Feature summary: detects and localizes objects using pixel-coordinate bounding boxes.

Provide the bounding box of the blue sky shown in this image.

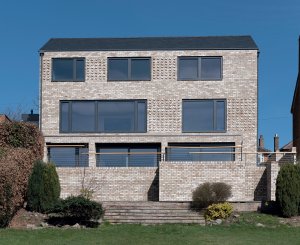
[0,0,299,150]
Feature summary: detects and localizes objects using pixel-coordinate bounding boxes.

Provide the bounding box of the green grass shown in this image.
[233,212,283,227]
[1,213,300,245]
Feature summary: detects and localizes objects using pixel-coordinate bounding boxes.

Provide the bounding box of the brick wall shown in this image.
[57,167,159,201]
[41,50,257,149]
[159,161,246,201]
[159,161,268,202]
[41,48,259,201]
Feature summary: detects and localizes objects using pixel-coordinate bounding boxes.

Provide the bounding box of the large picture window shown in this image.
[52,58,85,81]
[108,58,151,81]
[47,145,89,167]
[182,99,226,132]
[178,57,222,80]
[96,144,161,167]
[60,100,147,133]
[166,143,235,162]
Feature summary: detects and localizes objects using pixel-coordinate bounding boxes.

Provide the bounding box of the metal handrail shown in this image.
[85,152,162,155]
[166,145,242,149]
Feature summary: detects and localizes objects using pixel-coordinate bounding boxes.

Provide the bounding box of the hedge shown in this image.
[0,122,43,227]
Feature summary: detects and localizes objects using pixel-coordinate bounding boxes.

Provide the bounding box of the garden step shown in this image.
[106,219,205,225]
[102,201,205,224]
[105,214,202,218]
[102,201,191,207]
[105,209,198,214]
[104,215,204,220]
[104,206,194,211]
[105,211,203,216]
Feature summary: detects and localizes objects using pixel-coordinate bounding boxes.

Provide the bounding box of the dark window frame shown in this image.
[96,143,161,167]
[166,142,235,162]
[108,57,151,81]
[182,99,227,133]
[47,143,89,167]
[59,100,147,133]
[178,56,222,81]
[52,58,85,82]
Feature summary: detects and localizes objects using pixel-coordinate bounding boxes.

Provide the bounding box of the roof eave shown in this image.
[39,47,259,52]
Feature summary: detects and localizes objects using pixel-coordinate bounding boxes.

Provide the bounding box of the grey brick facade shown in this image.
[40,37,260,202]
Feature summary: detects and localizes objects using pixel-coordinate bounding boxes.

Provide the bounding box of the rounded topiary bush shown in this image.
[27,161,60,213]
[276,163,300,217]
[192,182,232,209]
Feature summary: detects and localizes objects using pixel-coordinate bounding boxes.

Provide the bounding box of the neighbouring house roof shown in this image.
[257,146,271,153]
[0,114,11,124]
[21,113,39,123]
[280,140,294,152]
[39,36,258,52]
[21,111,39,127]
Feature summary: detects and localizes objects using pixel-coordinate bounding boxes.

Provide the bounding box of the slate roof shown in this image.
[280,140,294,152]
[257,146,271,153]
[40,36,258,52]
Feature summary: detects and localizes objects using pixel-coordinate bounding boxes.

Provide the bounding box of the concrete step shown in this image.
[104,215,204,220]
[102,201,191,208]
[105,208,197,214]
[107,219,205,225]
[102,201,205,225]
[104,206,191,212]
[105,211,203,216]
[105,214,202,219]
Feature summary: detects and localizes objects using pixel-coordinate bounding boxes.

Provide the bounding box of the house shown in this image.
[39,36,263,202]
[257,135,271,162]
[21,110,39,127]
[257,134,295,165]
[291,36,300,159]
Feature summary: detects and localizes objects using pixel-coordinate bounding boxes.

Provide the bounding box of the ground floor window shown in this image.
[96,143,161,167]
[47,144,89,167]
[166,142,235,161]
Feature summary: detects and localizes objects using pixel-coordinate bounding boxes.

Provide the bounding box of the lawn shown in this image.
[1,213,300,245]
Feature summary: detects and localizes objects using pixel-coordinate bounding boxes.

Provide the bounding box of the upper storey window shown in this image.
[178,57,222,81]
[52,58,85,82]
[182,99,226,132]
[60,100,147,133]
[108,58,151,81]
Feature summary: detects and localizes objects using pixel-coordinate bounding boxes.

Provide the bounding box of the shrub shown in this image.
[192,182,232,209]
[0,122,44,227]
[42,162,61,209]
[0,147,6,159]
[47,196,103,226]
[0,183,13,227]
[276,164,300,217]
[205,202,233,221]
[0,122,41,149]
[260,201,280,215]
[27,161,60,213]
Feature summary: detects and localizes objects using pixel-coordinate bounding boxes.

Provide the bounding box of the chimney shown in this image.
[274,134,279,152]
[258,135,264,149]
[31,109,33,115]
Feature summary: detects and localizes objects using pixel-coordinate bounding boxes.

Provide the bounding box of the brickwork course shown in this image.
[40,36,266,202]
